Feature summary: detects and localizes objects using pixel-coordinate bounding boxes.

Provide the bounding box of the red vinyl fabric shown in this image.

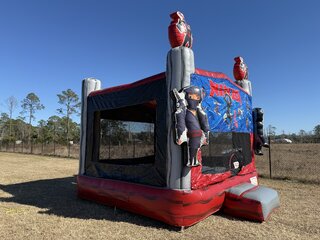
[191,161,257,190]
[195,69,231,81]
[223,191,265,222]
[168,11,193,48]
[77,172,257,227]
[233,56,248,80]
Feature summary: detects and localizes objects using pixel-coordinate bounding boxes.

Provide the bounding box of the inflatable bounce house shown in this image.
[77,12,279,227]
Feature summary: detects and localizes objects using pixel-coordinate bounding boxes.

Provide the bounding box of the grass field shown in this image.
[255,143,320,183]
[3,142,320,183]
[0,152,319,240]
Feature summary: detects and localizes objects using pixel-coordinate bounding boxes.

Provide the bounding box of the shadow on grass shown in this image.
[0,176,177,230]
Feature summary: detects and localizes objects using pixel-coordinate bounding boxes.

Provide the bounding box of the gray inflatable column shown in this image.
[166,46,195,190]
[236,79,252,96]
[79,78,101,175]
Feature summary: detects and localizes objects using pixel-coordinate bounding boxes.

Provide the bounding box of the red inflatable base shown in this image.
[77,172,257,227]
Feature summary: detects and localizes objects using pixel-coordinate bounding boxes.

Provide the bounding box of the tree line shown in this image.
[0,89,80,146]
[1,90,319,147]
[266,124,320,143]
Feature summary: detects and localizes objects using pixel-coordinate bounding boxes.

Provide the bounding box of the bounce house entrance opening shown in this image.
[201,132,252,175]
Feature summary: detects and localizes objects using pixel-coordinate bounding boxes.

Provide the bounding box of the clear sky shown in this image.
[0,0,319,134]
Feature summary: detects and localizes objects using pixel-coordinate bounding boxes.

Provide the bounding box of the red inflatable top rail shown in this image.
[195,68,249,95]
[195,68,231,80]
[89,69,249,97]
[89,72,166,96]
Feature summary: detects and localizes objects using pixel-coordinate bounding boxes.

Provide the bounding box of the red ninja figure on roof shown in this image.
[168,11,193,48]
[233,56,248,81]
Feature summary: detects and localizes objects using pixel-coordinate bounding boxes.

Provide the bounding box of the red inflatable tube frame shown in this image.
[77,171,257,227]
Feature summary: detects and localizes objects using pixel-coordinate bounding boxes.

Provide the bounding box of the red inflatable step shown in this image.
[223,183,279,222]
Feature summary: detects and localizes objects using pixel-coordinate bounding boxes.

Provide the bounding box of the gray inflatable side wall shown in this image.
[166,46,195,190]
[79,78,101,175]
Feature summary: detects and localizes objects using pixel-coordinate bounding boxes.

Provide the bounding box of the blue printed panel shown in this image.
[191,73,253,133]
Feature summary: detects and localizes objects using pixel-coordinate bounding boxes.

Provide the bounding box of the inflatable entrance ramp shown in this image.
[223,183,280,222]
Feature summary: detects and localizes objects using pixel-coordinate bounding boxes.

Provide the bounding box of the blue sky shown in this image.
[0,0,319,134]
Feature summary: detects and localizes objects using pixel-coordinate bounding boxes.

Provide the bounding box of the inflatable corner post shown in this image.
[233,57,269,155]
[233,56,252,96]
[77,12,279,227]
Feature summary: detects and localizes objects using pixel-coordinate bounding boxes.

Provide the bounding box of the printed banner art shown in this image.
[191,74,253,133]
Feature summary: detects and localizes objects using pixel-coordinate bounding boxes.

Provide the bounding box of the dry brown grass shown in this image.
[1,144,80,158]
[255,143,320,183]
[0,152,319,240]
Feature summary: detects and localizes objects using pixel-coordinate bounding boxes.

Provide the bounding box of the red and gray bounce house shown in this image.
[77,12,279,227]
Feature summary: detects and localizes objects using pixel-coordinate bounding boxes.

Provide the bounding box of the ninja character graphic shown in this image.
[245,99,251,130]
[223,92,233,126]
[214,101,221,116]
[173,86,210,167]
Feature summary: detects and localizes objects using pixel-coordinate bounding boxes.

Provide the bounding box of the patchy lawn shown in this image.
[0,152,319,240]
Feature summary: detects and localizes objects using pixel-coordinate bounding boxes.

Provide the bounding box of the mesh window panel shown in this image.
[201,132,251,174]
[99,120,155,164]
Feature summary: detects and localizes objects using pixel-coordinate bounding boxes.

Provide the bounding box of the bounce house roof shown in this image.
[89,72,166,97]
[89,69,242,97]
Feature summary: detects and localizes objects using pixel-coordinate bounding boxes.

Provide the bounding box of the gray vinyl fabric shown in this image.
[235,80,252,96]
[228,183,280,220]
[243,186,280,219]
[79,78,101,175]
[166,46,195,190]
[227,182,255,196]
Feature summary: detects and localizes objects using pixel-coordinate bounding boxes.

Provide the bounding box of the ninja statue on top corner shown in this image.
[173,86,210,167]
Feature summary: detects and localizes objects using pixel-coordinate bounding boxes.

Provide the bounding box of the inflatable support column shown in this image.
[79,78,101,175]
[166,46,195,190]
[223,183,280,221]
[235,80,252,96]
